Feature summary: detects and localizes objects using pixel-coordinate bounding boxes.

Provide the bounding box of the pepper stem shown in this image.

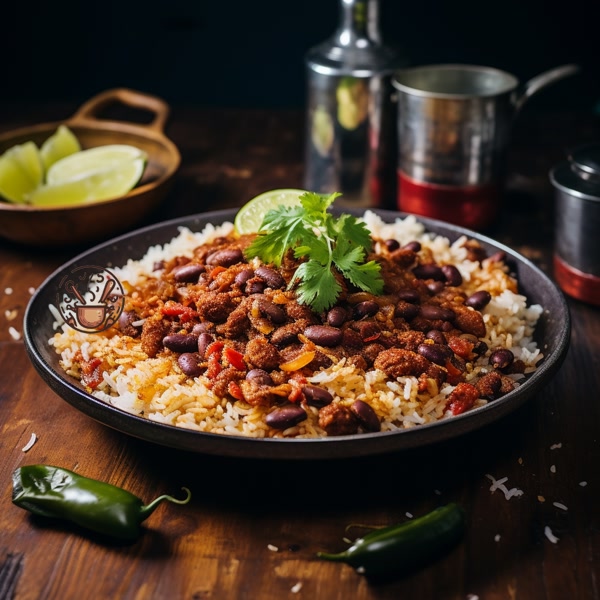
[316,551,350,562]
[139,487,192,519]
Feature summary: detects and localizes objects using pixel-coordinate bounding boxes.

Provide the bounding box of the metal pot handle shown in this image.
[514,64,580,113]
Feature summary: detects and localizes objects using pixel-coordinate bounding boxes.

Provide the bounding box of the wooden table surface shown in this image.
[1,102,599,600]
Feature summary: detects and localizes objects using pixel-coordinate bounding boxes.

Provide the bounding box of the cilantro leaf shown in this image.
[244,191,383,311]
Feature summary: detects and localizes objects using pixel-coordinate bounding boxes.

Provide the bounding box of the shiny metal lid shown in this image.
[550,142,600,201]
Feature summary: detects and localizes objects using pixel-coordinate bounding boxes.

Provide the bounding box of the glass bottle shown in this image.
[304,0,405,208]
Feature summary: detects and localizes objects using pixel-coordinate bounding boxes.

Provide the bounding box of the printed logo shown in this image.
[57,266,125,333]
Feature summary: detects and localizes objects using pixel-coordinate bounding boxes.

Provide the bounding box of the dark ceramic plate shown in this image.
[23,209,571,459]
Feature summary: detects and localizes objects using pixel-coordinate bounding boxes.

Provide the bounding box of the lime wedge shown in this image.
[0,141,44,203]
[47,144,147,185]
[40,125,81,171]
[29,158,146,206]
[234,189,306,234]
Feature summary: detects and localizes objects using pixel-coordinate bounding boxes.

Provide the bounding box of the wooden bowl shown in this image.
[0,88,181,247]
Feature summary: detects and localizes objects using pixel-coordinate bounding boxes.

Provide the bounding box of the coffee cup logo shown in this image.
[57,266,125,333]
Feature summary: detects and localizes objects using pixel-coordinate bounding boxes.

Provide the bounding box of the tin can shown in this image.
[550,143,600,305]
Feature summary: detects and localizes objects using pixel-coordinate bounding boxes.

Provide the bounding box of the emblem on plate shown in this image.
[56,265,125,333]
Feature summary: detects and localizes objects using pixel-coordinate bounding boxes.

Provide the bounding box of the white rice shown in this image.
[49,212,545,439]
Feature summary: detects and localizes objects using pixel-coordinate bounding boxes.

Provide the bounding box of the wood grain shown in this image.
[0,105,599,600]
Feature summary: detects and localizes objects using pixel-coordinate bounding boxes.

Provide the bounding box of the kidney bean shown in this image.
[245,279,265,294]
[384,239,400,252]
[304,325,343,347]
[234,268,254,287]
[413,264,445,281]
[178,353,203,377]
[206,248,244,267]
[118,310,141,331]
[163,333,199,353]
[465,290,492,310]
[426,281,445,294]
[246,368,274,386]
[403,241,422,252]
[395,301,420,320]
[192,322,213,335]
[426,329,446,345]
[350,400,381,432]
[197,332,214,357]
[489,348,514,370]
[327,306,348,328]
[473,340,488,356]
[353,300,379,320]
[258,299,286,324]
[442,264,463,286]
[265,404,307,429]
[302,385,333,407]
[172,263,205,283]
[418,342,452,366]
[419,305,456,321]
[255,266,285,289]
[396,289,420,304]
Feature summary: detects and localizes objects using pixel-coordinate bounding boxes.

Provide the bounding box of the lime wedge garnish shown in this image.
[234,189,306,234]
[40,125,81,171]
[46,144,147,185]
[30,157,146,206]
[0,141,44,203]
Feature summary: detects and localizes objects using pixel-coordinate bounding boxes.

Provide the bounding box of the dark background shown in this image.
[2,0,599,113]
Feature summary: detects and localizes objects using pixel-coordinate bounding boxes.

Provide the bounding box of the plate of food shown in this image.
[23,190,571,459]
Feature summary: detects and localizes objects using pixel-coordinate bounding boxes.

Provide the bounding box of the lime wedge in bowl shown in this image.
[30,157,146,206]
[234,188,306,234]
[47,144,147,185]
[0,141,44,203]
[40,125,81,171]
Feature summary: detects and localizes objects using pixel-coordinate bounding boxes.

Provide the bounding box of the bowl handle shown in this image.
[69,88,171,133]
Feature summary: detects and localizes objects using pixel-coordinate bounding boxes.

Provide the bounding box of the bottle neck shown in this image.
[335,0,381,47]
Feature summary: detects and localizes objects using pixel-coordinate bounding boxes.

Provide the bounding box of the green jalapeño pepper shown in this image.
[12,465,191,541]
[317,503,465,577]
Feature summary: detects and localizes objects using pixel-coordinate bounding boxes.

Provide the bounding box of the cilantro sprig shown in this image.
[245,192,383,312]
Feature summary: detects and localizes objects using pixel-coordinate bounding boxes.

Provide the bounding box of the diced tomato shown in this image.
[205,341,225,358]
[362,333,381,343]
[205,352,222,380]
[161,301,197,322]
[224,347,246,371]
[81,357,104,389]
[446,382,479,415]
[444,359,464,385]
[448,337,475,360]
[228,381,245,401]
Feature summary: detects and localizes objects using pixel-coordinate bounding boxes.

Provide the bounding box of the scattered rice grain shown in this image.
[4,287,13,295]
[267,544,279,552]
[550,443,562,450]
[486,474,524,500]
[544,526,559,544]
[291,582,303,593]
[550,465,556,473]
[21,432,37,452]
[8,327,21,340]
[553,502,568,511]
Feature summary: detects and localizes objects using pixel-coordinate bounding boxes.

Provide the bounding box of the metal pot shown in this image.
[392,63,580,229]
[550,143,600,305]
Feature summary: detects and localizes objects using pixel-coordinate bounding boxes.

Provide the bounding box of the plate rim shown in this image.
[23,208,572,459]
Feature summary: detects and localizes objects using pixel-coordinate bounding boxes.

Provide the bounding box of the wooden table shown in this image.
[1,102,599,600]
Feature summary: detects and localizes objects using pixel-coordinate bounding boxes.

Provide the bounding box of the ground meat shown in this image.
[499,375,516,395]
[475,370,503,399]
[393,330,426,352]
[244,337,281,371]
[239,380,291,407]
[140,316,169,358]
[318,403,360,436]
[361,342,386,368]
[308,350,335,370]
[195,291,237,322]
[417,362,447,393]
[373,348,431,378]
[285,300,319,323]
[341,329,364,350]
[445,382,480,415]
[216,300,251,338]
[211,367,245,398]
[270,320,308,348]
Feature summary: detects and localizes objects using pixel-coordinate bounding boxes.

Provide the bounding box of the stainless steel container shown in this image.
[550,143,600,305]
[392,63,579,230]
[304,0,404,208]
